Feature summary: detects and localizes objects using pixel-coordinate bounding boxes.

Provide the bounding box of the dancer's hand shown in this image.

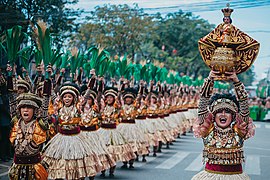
[225,71,240,83]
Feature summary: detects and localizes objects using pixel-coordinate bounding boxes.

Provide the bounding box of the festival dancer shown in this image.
[43,82,102,180]
[79,76,116,178]
[135,82,150,162]
[144,86,160,157]
[6,64,50,180]
[8,92,48,180]
[192,70,255,179]
[118,87,149,168]
[98,85,136,177]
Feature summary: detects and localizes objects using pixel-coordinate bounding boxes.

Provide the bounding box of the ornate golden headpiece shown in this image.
[222,3,234,17]
[209,98,238,114]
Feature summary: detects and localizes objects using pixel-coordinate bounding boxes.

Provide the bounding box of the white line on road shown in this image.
[155,151,189,169]
[245,155,261,175]
[254,124,261,128]
[179,138,201,143]
[245,146,270,151]
[0,171,8,177]
[265,124,270,129]
[0,164,9,168]
[135,149,177,167]
[136,156,159,167]
[185,153,203,171]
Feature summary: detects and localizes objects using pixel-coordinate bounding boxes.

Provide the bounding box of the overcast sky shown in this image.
[71,0,270,81]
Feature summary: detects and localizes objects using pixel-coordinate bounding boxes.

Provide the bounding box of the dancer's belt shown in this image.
[205,162,243,175]
[101,123,117,129]
[164,114,169,117]
[80,125,98,131]
[176,109,188,112]
[14,153,41,164]
[147,115,159,119]
[121,119,135,124]
[58,126,80,135]
[136,116,147,120]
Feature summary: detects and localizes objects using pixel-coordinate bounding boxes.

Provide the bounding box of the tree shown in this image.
[152,10,215,77]
[72,4,155,59]
[238,66,255,86]
[0,1,27,33]
[71,4,255,85]
[0,0,82,46]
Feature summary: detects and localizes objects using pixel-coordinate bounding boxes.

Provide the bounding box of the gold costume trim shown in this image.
[198,23,260,74]
[205,169,242,175]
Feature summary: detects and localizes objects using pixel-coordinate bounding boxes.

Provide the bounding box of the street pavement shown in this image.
[1,121,270,180]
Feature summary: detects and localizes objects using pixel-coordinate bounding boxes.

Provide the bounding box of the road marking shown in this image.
[245,146,270,151]
[254,124,261,128]
[0,171,9,177]
[155,151,189,169]
[265,124,270,129]
[0,164,9,168]
[185,153,203,171]
[136,156,159,167]
[135,149,176,167]
[245,155,261,175]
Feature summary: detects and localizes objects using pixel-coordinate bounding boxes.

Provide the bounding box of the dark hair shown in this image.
[223,16,232,23]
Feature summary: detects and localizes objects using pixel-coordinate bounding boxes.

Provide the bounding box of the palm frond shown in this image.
[34,49,42,66]
[6,25,27,64]
[33,20,51,66]
[149,63,159,81]
[108,61,117,78]
[87,46,99,70]
[167,73,175,84]
[18,46,32,71]
[116,54,130,77]
[60,53,69,69]
[50,49,63,67]
[83,62,91,77]
[98,59,110,77]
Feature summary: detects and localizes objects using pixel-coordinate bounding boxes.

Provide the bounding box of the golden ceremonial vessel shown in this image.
[198,3,260,80]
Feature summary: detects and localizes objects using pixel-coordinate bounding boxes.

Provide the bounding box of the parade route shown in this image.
[1,121,270,180]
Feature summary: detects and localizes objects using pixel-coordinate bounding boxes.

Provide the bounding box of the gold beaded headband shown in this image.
[210,98,238,113]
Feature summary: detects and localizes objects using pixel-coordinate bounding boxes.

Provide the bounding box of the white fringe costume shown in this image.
[43,99,102,179]
[192,170,250,180]
[80,103,116,171]
[98,103,136,162]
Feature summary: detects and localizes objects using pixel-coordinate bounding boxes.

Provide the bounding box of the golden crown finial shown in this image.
[221,3,234,17]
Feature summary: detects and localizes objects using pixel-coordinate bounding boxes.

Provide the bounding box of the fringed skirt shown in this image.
[189,108,198,117]
[176,112,188,134]
[142,118,159,146]
[136,119,158,147]
[81,130,116,171]
[164,115,180,138]
[117,123,149,155]
[97,128,136,162]
[42,132,102,179]
[192,170,250,180]
[154,118,174,143]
